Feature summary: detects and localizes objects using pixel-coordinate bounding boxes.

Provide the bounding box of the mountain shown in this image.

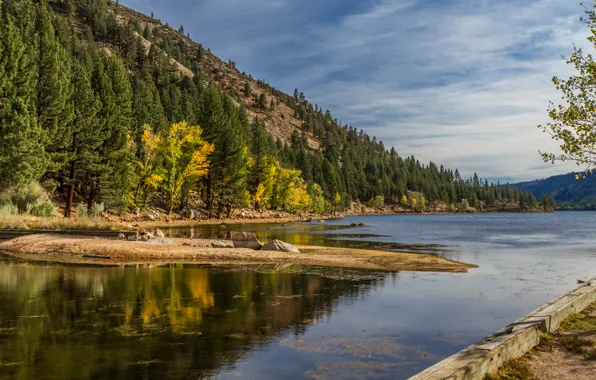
[0,0,544,216]
[514,172,596,210]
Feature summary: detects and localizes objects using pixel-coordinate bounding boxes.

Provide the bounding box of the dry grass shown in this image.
[0,216,118,230]
[559,336,594,355]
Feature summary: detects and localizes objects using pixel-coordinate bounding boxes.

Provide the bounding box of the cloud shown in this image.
[121,0,591,182]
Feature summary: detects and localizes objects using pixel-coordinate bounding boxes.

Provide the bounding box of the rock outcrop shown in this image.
[260,240,300,253]
[231,232,263,250]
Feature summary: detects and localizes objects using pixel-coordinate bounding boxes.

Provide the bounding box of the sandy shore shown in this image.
[0,234,477,273]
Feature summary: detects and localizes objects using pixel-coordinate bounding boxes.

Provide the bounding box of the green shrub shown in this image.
[76,203,89,218]
[32,201,55,217]
[368,195,385,210]
[0,203,19,217]
[89,202,105,218]
[0,182,49,214]
[41,179,59,195]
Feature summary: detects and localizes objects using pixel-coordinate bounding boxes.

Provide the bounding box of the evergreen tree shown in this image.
[213,97,249,215]
[133,70,168,135]
[0,7,48,189]
[64,60,101,216]
[35,0,74,168]
[104,54,135,210]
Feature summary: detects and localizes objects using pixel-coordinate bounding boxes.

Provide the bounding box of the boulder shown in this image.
[260,240,300,253]
[231,232,263,250]
[143,213,155,221]
[117,233,126,240]
[211,240,233,249]
[154,228,165,238]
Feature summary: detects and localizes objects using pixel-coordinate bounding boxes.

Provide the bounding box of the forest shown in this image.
[0,0,554,218]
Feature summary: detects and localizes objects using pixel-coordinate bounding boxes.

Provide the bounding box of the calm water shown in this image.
[2,212,596,379]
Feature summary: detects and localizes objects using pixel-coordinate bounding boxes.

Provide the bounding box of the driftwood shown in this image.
[82,254,111,260]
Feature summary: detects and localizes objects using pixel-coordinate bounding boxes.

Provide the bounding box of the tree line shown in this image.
[0,0,554,217]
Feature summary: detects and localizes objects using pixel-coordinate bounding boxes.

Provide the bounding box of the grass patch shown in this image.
[584,348,596,360]
[560,308,596,332]
[484,359,537,380]
[559,336,594,354]
[534,333,555,353]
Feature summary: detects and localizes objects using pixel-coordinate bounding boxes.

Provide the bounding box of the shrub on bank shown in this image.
[76,202,105,218]
[31,201,55,217]
[0,203,19,217]
[0,182,55,217]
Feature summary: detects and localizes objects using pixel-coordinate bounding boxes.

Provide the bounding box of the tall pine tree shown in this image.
[0,6,48,190]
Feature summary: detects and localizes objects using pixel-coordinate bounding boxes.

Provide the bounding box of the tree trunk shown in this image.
[87,180,96,211]
[65,159,76,218]
[65,184,74,218]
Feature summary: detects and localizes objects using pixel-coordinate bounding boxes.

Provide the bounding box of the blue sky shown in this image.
[122,0,590,183]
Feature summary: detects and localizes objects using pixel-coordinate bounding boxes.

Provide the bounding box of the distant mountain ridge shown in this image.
[514,172,596,210]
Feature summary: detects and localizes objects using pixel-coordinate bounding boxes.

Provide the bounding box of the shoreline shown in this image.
[0,234,477,273]
[0,214,338,232]
[0,209,558,232]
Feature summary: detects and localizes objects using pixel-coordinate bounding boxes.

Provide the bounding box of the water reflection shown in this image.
[0,260,383,380]
[162,223,449,254]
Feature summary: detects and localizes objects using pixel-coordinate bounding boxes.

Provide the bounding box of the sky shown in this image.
[122,0,591,183]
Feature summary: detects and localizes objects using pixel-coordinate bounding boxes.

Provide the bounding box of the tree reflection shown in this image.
[0,262,382,379]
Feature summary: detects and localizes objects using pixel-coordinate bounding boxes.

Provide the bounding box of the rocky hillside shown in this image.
[105,1,320,149]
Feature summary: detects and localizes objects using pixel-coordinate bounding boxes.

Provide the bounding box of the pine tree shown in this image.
[103,55,135,211]
[213,97,249,215]
[142,24,152,42]
[35,0,75,169]
[133,70,168,136]
[249,118,274,191]
[0,7,48,190]
[64,59,101,216]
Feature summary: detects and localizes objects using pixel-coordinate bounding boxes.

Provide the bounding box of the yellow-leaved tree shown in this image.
[133,125,163,208]
[160,122,214,213]
[283,175,312,212]
[253,160,312,212]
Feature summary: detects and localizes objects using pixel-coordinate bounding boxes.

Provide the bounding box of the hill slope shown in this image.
[514,172,596,210]
[107,1,321,149]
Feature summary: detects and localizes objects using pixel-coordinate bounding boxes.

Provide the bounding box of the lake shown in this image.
[1,212,596,379]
